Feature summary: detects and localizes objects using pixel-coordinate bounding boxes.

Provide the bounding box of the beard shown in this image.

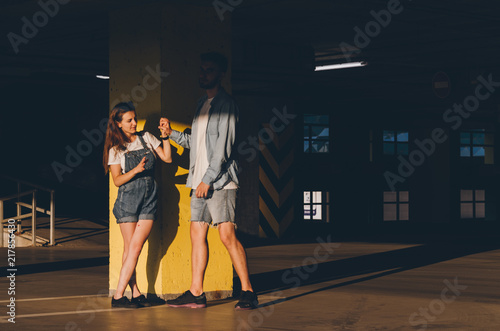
[199,78,219,89]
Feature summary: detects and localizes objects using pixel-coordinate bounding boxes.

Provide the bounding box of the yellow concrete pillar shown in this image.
[109,3,233,300]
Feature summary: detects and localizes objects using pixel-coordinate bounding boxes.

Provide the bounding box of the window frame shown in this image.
[383,190,410,221]
[303,114,330,154]
[460,189,486,219]
[383,130,409,156]
[459,129,494,164]
[303,190,330,222]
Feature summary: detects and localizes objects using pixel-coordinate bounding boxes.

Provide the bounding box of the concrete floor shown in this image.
[1,234,500,330]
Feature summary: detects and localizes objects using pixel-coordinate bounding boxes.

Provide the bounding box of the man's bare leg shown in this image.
[189,222,209,296]
[218,222,253,292]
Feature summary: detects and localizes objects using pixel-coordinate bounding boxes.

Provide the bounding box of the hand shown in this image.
[159,117,172,137]
[195,182,211,198]
[133,157,147,174]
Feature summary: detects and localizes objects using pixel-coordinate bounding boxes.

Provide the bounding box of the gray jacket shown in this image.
[169,87,240,190]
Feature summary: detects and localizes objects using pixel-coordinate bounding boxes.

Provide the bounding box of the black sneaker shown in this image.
[111,296,139,308]
[131,294,151,308]
[166,290,207,308]
[235,291,258,310]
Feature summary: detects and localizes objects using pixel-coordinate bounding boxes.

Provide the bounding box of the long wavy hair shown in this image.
[103,102,136,174]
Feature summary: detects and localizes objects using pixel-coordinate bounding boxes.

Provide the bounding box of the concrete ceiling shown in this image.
[1,0,500,102]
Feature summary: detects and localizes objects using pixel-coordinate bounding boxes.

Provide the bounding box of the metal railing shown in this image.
[0,176,55,247]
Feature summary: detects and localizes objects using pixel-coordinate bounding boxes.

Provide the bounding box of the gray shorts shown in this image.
[113,176,158,224]
[190,189,237,226]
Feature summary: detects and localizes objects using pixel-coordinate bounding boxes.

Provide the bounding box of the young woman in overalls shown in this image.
[103,102,172,308]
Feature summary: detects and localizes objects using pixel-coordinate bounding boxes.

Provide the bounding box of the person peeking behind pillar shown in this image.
[102,102,172,308]
[162,52,259,310]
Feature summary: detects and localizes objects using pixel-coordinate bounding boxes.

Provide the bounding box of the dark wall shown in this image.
[0,74,109,217]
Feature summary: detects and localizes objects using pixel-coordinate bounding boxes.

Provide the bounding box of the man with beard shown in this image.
[162,52,258,310]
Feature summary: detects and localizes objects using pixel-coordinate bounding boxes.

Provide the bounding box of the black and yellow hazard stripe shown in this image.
[258,123,295,238]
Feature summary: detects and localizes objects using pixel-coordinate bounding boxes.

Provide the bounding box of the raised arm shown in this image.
[156,118,173,163]
[161,118,192,149]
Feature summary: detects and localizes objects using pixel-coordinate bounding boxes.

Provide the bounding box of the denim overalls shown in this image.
[113,134,158,223]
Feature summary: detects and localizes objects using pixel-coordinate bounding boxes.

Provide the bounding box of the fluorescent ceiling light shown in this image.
[315,61,367,71]
[96,75,109,79]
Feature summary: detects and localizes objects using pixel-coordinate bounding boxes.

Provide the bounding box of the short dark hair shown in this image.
[200,52,228,72]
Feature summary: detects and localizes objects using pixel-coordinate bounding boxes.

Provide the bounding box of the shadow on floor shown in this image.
[234,240,500,306]
[0,255,108,277]
[33,216,109,245]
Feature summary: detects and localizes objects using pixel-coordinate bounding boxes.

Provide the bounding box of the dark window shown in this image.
[460,189,485,219]
[383,191,409,221]
[460,130,494,164]
[304,115,329,153]
[383,131,409,155]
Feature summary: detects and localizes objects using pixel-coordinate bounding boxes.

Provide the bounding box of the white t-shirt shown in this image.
[108,132,161,173]
[191,98,237,190]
